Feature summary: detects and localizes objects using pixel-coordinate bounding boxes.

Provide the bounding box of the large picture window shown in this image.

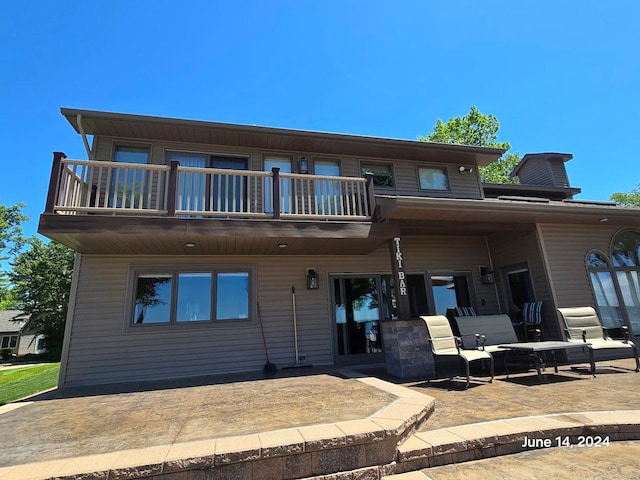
[131,268,252,326]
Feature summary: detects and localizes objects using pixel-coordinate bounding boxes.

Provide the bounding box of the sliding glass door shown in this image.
[333,276,384,365]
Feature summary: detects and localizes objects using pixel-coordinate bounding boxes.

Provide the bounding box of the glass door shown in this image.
[429,274,473,315]
[333,276,384,365]
[314,159,341,215]
[264,156,292,213]
[110,145,150,208]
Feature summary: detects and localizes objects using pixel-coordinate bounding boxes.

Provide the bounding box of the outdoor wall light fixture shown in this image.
[458,166,473,174]
[184,242,196,248]
[306,268,319,289]
[299,156,309,174]
[479,266,495,284]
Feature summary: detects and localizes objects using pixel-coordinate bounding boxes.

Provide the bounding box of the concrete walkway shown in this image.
[0,359,638,479]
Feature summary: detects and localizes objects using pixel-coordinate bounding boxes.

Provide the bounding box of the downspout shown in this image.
[76,114,92,159]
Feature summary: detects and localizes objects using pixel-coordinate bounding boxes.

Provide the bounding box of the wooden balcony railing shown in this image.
[45,153,374,221]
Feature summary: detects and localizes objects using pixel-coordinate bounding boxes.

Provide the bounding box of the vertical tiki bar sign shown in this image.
[389,236,411,320]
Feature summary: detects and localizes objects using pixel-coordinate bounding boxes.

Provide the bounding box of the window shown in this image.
[1,335,18,349]
[264,156,292,214]
[314,159,342,215]
[361,163,394,188]
[586,252,622,329]
[586,233,640,336]
[612,230,640,267]
[429,274,473,315]
[114,145,150,164]
[177,273,212,322]
[131,268,252,326]
[418,167,449,191]
[216,272,249,320]
[36,337,46,352]
[110,145,151,208]
[134,274,173,324]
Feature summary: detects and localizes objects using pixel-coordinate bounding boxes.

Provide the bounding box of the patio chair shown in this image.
[512,301,544,341]
[455,306,477,316]
[454,314,520,353]
[420,315,494,389]
[557,306,640,372]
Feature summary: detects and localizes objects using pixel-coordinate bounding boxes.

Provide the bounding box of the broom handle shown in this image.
[257,302,270,363]
[292,286,299,362]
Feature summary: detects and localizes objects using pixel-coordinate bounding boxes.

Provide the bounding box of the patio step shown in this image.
[384,410,640,478]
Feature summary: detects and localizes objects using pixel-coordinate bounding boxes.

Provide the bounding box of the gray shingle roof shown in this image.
[0,310,28,332]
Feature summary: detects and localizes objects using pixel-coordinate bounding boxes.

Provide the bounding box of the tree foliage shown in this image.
[0,203,27,256]
[1,203,27,311]
[420,106,520,184]
[610,184,640,206]
[8,239,74,360]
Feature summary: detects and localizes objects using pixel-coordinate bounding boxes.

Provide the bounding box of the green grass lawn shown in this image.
[0,363,60,405]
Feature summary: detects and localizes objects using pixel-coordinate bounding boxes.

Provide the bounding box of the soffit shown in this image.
[61,108,504,166]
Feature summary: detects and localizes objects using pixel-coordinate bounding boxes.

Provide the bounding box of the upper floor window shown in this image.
[361,163,394,188]
[114,145,149,164]
[417,167,449,191]
[314,159,341,177]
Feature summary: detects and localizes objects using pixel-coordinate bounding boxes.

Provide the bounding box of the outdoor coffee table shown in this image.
[497,341,595,382]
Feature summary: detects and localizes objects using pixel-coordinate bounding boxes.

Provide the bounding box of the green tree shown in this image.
[8,239,74,360]
[420,106,520,184]
[1,203,27,311]
[0,278,18,310]
[610,184,640,206]
[1,203,27,257]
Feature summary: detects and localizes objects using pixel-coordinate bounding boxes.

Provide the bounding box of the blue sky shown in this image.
[1,1,639,239]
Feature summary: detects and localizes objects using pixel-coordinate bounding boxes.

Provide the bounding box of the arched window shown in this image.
[611,230,640,335]
[586,250,622,329]
[612,230,640,267]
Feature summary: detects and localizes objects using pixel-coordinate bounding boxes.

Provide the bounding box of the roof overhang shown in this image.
[482,183,581,201]
[376,195,640,234]
[61,108,505,166]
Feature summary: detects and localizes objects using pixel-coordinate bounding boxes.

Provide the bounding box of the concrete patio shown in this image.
[0,359,639,479]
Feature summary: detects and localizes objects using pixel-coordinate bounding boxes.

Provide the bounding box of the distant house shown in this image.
[0,310,45,356]
[38,108,640,387]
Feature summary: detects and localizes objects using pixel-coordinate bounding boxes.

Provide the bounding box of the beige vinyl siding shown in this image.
[401,236,498,314]
[62,235,496,386]
[87,136,483,199]
[537,223,620,309]
[488,230,558,338]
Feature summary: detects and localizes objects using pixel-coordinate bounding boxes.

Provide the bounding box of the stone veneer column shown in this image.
[381,319,435,379]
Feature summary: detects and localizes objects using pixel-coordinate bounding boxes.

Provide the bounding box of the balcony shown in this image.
[45,156,374,221]
[39,154,379,255]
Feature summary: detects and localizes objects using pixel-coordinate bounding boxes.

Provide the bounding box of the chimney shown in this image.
[510,153,573,187]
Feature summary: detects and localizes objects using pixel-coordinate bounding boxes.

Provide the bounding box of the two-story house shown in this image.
[39,108,640,387]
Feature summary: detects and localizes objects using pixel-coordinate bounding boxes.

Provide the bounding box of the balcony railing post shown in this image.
[272,167,281,219]
[365,173,376,220]
[44,152,67,213]
[167,160,179,217]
